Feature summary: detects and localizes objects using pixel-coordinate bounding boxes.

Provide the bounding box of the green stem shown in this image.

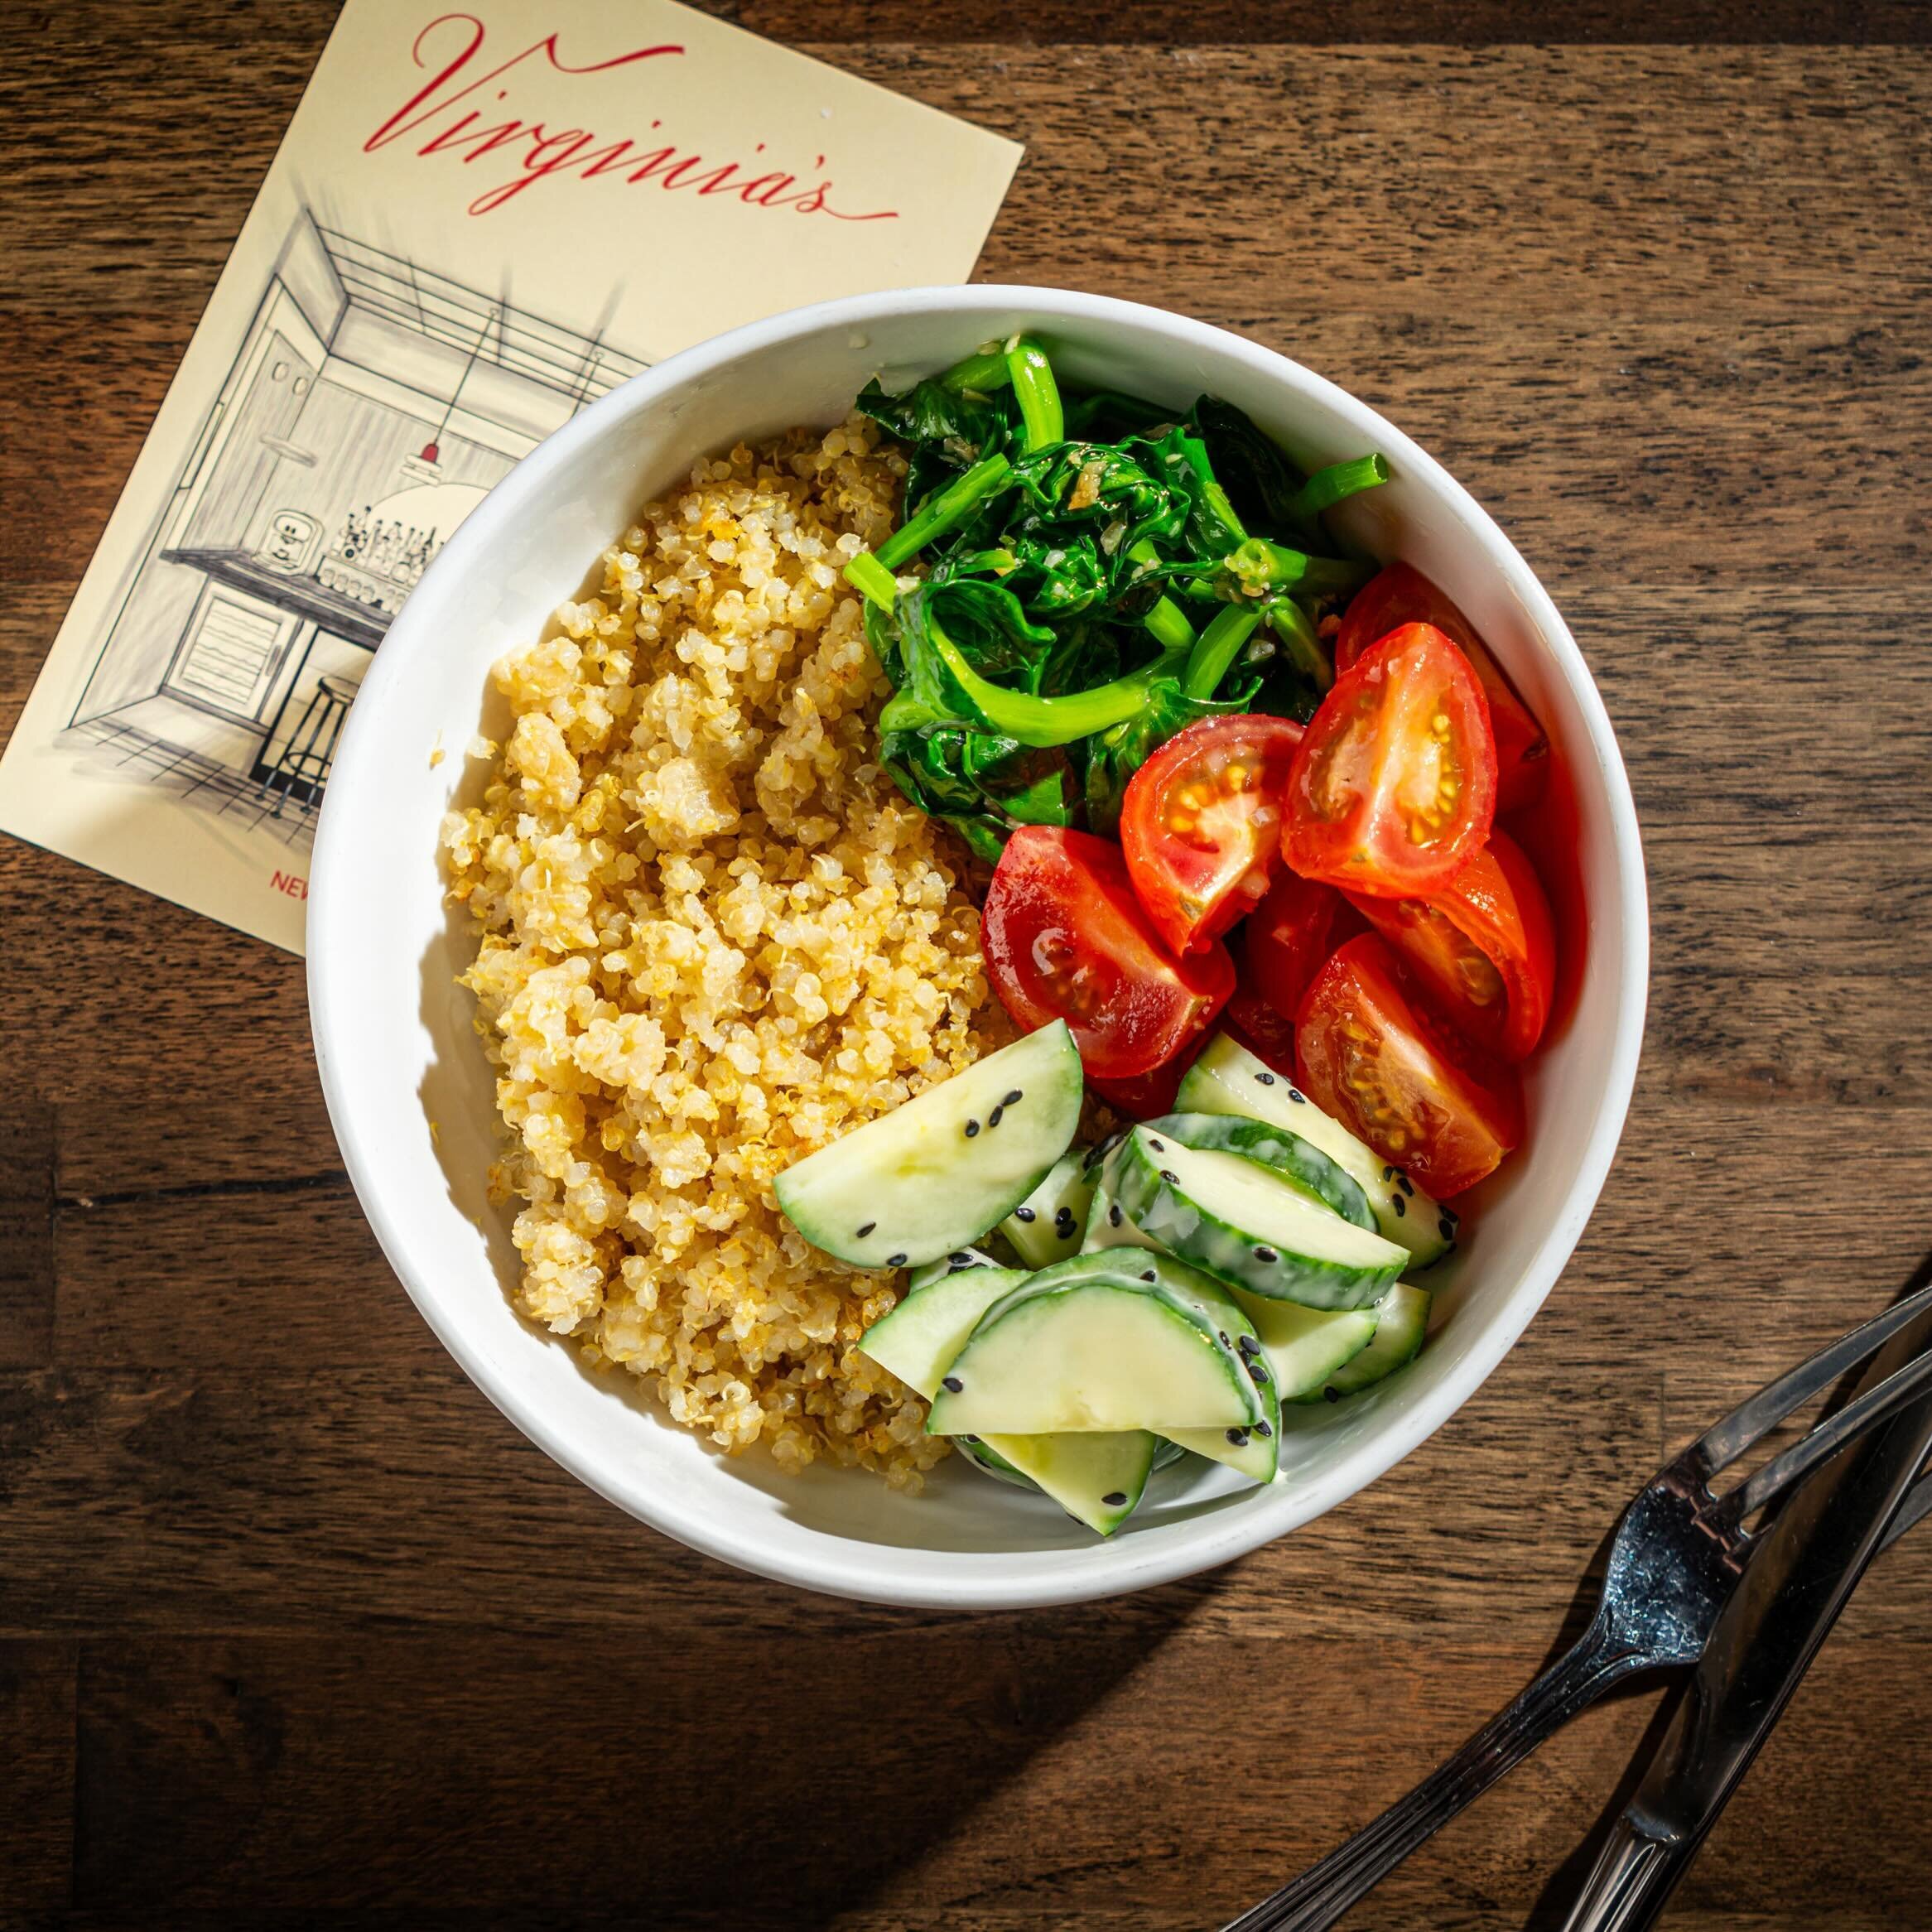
[1174,432,1248,549]
[1266,599,1333,691]
[1126,538,1197,652]
[1183,605,1264,701]
[842,550,899,611]
[919,614,1190,749]
[1284,453,1390,521]
[1005,335,1064,450]
[938,346,1013,393]
[1224,537,1372,599]
[878,452,1013,570]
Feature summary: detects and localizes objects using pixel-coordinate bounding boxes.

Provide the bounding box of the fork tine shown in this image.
[1723,1341,1932,1525]
[1690,1280,1932,1476]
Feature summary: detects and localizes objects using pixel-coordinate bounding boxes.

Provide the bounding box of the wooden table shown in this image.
[3,5,1928,1925]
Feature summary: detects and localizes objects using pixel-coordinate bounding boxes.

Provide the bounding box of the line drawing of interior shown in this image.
[67,210,647,848]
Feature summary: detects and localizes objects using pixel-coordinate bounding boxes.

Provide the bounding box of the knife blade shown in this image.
[1559,1301,1932,1932]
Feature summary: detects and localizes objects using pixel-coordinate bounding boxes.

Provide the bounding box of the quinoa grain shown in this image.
[443,417,1011,1486]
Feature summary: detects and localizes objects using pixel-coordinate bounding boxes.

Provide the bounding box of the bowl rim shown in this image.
[308,282,1650,1609]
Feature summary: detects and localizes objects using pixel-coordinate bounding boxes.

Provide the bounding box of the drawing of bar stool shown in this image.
[262,672,359,812]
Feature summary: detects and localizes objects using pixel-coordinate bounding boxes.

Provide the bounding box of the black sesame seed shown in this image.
[1288,1088,1306,1104]
[886,1253,908,1267]
[988,1106,1004,1128]
[1439,1217,1455,1241]
[1141,1270,1158,1283]
[1255,1072,1276,1086]
[1014,1206,1037,1222]
[1324,1385,1341,1403]
[1383,1164,1395,1181]
[1397,1175,1415,1198]
[1444,1206,1461,1225]
[949,1250,971,1266]
[964,1434,979,1443]
[1054,1207,1077,1231]
[1392,1194,1407,1218]
[1238,1334,1260,1356]
[1101,1491,1127,1507]
[964,1119,980,1138]
[1249,1357,1271,1384]
[1109,1203,1124,1227]
[856,1221,875,1238]
[1218,1330,1231,1346]
[1004,1089,1024,1106]
[941,1376,963,1394]
[1160,1169,1179,1184]
[1254,1419,1274,1438]
[1226,1427,1250,1446]
[1149,1136,1166,1152]
[1255,1245,1279,1263]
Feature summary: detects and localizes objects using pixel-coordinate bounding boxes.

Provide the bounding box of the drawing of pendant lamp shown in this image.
[402,300,500,484]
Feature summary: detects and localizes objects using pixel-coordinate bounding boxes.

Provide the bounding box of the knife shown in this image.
[1559,1304,1932,1932]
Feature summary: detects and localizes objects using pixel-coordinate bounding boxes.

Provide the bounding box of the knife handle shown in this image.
[1222,1621,1645,1932]
[1559,1814,1695,1932]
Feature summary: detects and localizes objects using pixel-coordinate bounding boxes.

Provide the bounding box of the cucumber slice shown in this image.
[1164,1295,1377,1469]
[906,1245,1005,1292]
[1081,1166,1164,1254]
[1112,1127,1407,1310]
[1144,1111,1376,1231]
[1322,1284,1433,1398]
[1162,1423,1279,1484]
[927,1250,1274,1438]
[858,1266,1031,1394]
[776,1021,1085,1269]
[1001,1147,1099,1266]
[959,1429,1158,1535]
[1175,1033,1457,1267]
[862,1265,1158,1530]
[1250,1297,1383,1403]
[862,1260,1169,1531]
[959,1417,1186,1479]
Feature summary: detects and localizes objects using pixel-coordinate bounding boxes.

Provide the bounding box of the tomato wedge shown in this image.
[1336,563,1549,812]
[1223,974,1299,1080]
[1120,714,1303,956]
[982,826,1233,1080]
[1089,1060,1189,1119]
[1282,623,1498,900]
[1345,830,1557,1062]
[1295,934,1523,1196]
[1242,869,1363,1023]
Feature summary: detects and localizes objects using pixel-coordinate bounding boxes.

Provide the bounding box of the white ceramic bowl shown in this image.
[309,286,1647,1609]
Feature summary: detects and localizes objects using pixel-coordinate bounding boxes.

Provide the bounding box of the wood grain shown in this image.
[3,5,1930,1928]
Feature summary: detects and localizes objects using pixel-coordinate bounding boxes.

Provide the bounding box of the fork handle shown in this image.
[1221,1620,1646,1932]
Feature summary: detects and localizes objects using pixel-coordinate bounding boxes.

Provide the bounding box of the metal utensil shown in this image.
[1557,1303,1932,1931]
[1222,1283,1932,1932]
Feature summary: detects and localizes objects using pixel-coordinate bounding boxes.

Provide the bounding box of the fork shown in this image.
[1223,1282,1932,1932]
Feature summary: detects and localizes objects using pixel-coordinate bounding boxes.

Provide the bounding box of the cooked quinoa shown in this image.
[441,417,1013,1487]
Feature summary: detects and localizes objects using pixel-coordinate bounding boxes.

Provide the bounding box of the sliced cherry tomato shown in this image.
[1336,563,1549,813]
[1120,714,1303,956]
[983,826,1233,1080]
[1282,623,1498,900]
[1223,974,1299,1080]
[1242,870,1363,1023]
[1345,830,1557,1062]
[1294,934,1523,1196]
[1089,1059,1188,1119]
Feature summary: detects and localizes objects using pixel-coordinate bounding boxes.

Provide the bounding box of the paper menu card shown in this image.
[0,0,1021,954]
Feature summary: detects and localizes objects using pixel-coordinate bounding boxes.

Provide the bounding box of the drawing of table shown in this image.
[158,545,388,807]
